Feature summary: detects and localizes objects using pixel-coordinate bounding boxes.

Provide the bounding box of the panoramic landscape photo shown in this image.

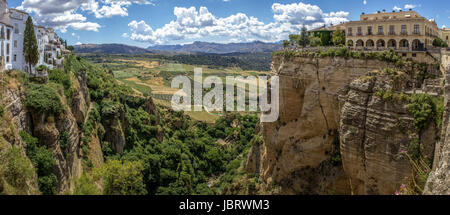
[0,0,449,196]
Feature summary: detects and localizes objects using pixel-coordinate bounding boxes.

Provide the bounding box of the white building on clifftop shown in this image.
[0,0,68,74]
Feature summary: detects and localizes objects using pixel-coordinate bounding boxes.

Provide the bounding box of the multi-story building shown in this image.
[441,28,450,44]
[0,0,13,70]
[9,8,28,71]
[344,10,440,51]
[0,0,67,74]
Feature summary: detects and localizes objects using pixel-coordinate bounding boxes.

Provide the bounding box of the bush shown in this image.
[309,35,321,47]
[94,159,147,195]
[73,173,100,195]
[38,174,58,195]
[408,94,443,131]
[36,65,48,72]
[25,83,63,115]
[0,105,4,117]
[332,30,346,46]
[49,68,71,89]
[0,145,35,194]
[433,38,448,47]
[20,131,58,195]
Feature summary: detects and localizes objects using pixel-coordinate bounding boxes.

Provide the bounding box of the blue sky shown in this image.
[8,0,450,47]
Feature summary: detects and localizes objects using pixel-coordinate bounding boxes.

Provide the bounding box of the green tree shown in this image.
[309,35,322,47]
[95,159,147,195]
[282,40,290,48]
[332,29,346,46]
[23,16,39,73]
[288,34,301,46]
[299,25,310,47]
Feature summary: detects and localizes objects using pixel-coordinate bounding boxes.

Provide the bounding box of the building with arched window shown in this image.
[344,10,440,52]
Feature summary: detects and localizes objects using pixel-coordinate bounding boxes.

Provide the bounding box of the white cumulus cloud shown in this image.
[126,2,349,45]
[18,0,153,32]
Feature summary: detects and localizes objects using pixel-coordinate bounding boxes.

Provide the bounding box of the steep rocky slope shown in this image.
[247,51,444,195]
[0,55,162,194]
[424,51,450,195]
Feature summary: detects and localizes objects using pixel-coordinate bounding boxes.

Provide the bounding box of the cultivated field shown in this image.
[81,54,269,123]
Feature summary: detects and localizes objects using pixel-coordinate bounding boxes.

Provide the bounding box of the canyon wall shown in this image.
[247,55,441,195]
[424,50,450,195]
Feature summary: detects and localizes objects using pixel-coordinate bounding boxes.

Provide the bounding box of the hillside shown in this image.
[75,44,152,54]
[0,54,260,195]
[148,41,282,54]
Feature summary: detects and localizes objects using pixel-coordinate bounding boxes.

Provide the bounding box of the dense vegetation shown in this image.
[19,131,58,195]
[58,55,260,194]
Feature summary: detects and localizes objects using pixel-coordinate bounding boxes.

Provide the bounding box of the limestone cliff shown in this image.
[0,72,40,194]
[247,54,442,195]
[424,51,450,195]
[339,70,437,194]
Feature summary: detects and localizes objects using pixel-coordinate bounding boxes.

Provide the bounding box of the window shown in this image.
[6,28,10,40]
[14,40,17,48]
[14,24,18,34]
[412,53,417,57]
[378,26,383,34]
[401,25,407,34]
[357,27,362,35]
[348,28,352,36]
[402,53,407,57]
[6,43,10,55]
[6,56,9,63]
[413,24,420,34]
[13,55,16,62]
[389,25,395,35]
[367,26,372,35]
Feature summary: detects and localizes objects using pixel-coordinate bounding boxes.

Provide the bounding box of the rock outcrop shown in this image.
[27,71,92,193]
[248,55,441,195]
[339,70,436,194]
[424,51,450,195]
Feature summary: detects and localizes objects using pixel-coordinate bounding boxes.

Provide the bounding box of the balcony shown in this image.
[401,32,408,35]
[413,31,420,35]
[367,32,373,36]
[377,32,384,35]
[389,32,396,35]
[357,32,363,36]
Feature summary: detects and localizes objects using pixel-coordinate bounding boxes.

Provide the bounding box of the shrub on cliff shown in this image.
[331,30,346,46]
[20,131,58,195]
[25,83,63,115]
[0,145,35,194]
[408,94,443,131]
[94,159,147,195]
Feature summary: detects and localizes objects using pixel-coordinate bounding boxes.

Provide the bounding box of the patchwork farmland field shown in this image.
[80,54,269,123]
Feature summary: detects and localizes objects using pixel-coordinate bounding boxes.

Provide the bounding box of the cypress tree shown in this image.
[23,16,39,74]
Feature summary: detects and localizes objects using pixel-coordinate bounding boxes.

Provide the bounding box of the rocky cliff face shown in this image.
[0,72,40,194]
[27,71,91,193]
[339,70,437,194]
[424,51,450,195]
[247,55,441,195]
[1,69,95,193]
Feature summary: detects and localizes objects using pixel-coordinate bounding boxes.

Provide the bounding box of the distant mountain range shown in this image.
[147,41,282,54]
[74,41,282,54]
[74,43,152,54]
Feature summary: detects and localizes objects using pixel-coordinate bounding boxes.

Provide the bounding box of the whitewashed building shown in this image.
[0,0,68,74]
[0,0,13,70]
[9,8,28,71]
